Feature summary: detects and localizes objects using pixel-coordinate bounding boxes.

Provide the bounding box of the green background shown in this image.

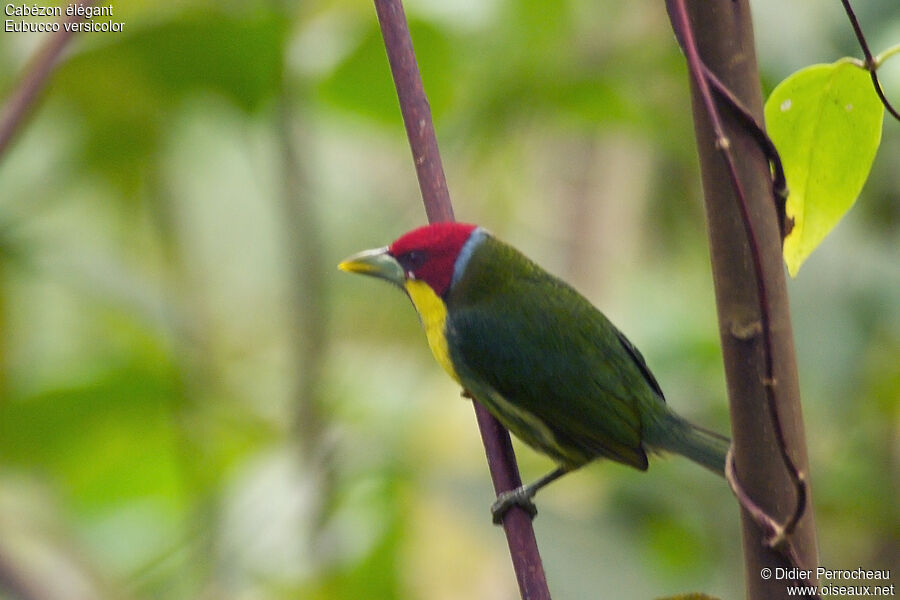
[0,0,897,598]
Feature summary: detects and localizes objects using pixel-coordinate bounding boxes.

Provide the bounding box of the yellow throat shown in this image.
[403,279,460,383]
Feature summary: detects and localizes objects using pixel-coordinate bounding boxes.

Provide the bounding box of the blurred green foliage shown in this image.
[0,1,897,599]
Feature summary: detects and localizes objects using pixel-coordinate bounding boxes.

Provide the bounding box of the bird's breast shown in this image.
[403,279,460,383]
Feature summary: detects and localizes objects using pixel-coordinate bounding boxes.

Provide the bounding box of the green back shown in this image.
[446,234,667,470]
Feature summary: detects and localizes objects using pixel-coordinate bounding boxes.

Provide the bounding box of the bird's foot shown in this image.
[491,486,538,525]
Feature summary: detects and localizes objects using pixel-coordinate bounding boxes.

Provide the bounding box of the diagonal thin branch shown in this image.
[0,1,96,163]
[0,542,47,600]
[372,0,453,224]
[371,1,552,598]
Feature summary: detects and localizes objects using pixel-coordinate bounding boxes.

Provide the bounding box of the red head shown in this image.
[388,223,478,297]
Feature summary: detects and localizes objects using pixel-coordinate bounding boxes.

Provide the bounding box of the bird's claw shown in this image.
[491,487,538,525]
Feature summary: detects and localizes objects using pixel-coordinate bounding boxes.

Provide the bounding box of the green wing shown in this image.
[446,240,662,470]
[614,327,666,402]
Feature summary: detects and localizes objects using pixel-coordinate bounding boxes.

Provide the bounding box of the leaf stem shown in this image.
[839,0,900,122]
[874,43,900,68]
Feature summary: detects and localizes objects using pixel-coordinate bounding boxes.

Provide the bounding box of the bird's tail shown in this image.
[645,412,730,476]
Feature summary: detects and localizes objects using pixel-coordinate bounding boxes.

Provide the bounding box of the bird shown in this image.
[339,222,729,522]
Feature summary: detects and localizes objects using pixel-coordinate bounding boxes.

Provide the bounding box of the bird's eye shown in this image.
[398,250,427,272]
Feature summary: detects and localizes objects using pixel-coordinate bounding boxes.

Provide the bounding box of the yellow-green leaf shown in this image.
[765,61,884,276]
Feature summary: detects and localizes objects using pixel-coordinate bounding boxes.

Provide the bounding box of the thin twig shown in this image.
[371,1,551,598]
[726,451,819,599]
[702,65,792,238]
[0,1,96,162]
[840,0,900,122]
[725,447,781,542]
[667,0,813,590]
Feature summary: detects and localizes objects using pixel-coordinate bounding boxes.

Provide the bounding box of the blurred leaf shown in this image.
[646,517,708,573]
[296,476,406,600]
[317,19,455,124]
[765,61,884,276]
[0,363,182,511]
[123,11,287,111]
[51,8,288,193]
[0,2,895,597]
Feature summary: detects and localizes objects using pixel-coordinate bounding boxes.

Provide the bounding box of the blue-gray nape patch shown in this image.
[451,227,488,290]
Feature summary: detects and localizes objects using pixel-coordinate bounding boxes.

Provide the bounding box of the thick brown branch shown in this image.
[665,1,819,598]
[668,2,809,537]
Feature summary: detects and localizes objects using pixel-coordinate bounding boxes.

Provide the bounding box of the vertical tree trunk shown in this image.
[681,2,819,598]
